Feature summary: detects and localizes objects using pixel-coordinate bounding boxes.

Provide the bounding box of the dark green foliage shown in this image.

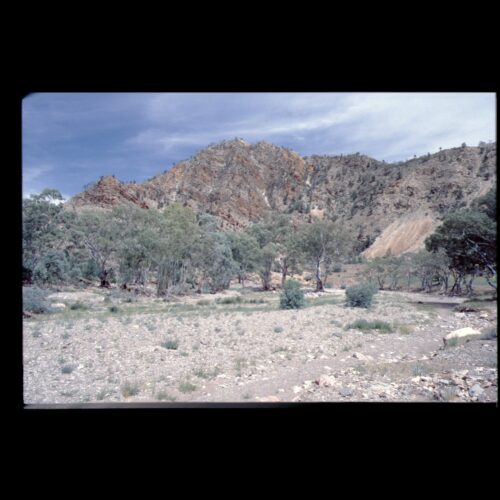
[23,286,53,314]
[345,283,376,308]
[109,305,119,313]
[33,250,70,285]
[70,301,88,310]
[425,204,496,290]
[279,279,306,309]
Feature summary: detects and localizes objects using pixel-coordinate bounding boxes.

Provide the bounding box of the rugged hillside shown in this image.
[67,139,496,256]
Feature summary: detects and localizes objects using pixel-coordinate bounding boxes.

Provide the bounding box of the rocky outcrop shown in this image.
[67,139,497,255]
[443,327,482,346]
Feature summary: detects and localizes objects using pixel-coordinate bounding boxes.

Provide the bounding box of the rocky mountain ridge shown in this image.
[67,139,496,257]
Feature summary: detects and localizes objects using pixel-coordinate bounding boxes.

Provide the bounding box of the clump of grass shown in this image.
[480,327,497,340]
[345,319,393,333]
[61,364,75,374]
[121,381,140,397]
[161,338,179,350]
[32,329,41,338]
[196,299,211,306]
[245,298,267,304]
[274,326,284,333]
[157,391,176,401]
[179,351,189,357]
[109,305,119,313]
[235,357,247,373]
[96,389,107,400]
[216,296,243,305]
[61,332,70,340]
[342,345,351,352]
[412,363,427,376]
[440,386,458,402]
[70,301,88,311]
[178,381,197,393]
[193,366,221,379]
[103,295,112,303]
[454,303,479,313]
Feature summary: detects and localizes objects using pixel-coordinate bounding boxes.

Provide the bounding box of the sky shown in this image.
[22,92,496,199]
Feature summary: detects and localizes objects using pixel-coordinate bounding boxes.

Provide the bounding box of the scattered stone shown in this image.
[292,386,302,394]
[339,387,353,397]
[443,327,481,346]
[51,303,67,310]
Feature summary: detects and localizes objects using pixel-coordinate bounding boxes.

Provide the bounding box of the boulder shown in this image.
[469,384,484,398]
[339,387,354,397]
[316,375,336,387]
[443,327,481,346]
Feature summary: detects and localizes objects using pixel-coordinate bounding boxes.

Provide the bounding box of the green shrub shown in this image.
[279,279,306,309]
[274,326,284,333]
[332,264,343,273]
[196,299,211,306]
[345,319,393,332]
[345,283,376,308]
[23,286,53,314]
[32,250,70,285]
[161,338,179,350]
[109,305,119,313]
[70,301,88,310]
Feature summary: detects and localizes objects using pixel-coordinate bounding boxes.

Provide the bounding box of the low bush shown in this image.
[161,338,179,350]
[216,296,243,305]
[279,279,306,309]
[23,286,53,314]
[70,301,88,311]
[345,283,376,308]
[345,319,393,332]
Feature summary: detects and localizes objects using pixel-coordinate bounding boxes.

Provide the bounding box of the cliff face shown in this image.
[67,139,496,256]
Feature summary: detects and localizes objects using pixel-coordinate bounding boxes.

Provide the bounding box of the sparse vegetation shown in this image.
[178,381,197,393]
[274,326,284,333]
[61,364,75,374]
[157,391,176,401]
[121,381,140,397]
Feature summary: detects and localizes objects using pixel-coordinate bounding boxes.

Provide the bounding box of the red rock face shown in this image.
[66,139,497,254]
[69,176,149,209]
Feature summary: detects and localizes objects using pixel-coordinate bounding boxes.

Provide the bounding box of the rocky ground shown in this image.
[23,283,497,405]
